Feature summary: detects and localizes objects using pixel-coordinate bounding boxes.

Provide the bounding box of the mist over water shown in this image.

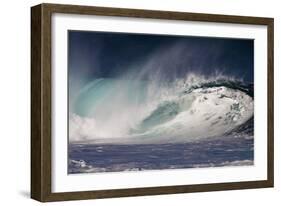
[68,31,254,173]
[69,74,254,144]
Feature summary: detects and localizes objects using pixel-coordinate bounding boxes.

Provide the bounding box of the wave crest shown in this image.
[69,74,254,143]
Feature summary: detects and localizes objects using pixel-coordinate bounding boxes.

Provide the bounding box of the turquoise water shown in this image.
[68,77,254,173]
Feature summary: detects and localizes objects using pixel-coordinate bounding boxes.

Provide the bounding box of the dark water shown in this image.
[68,136,253,174]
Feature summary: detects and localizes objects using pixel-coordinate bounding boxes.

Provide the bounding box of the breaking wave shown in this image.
[69,74,254,144]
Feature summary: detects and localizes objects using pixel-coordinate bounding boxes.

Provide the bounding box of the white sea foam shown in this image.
[192,160,254,168]
[69,74,254,143]
[69,159,254,174]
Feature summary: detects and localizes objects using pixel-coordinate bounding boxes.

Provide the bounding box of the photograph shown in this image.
[68,31,254,174]
[31,3,274,201]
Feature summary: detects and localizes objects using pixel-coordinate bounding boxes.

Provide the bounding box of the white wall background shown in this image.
[0,0,279,205]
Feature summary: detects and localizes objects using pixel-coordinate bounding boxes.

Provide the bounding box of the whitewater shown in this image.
[69,74,254,144]
[68,74,254,173]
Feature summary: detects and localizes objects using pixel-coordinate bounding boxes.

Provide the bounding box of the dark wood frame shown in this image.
[31,3,274,202]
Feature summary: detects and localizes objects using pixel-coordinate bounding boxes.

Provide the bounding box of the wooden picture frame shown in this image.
[31,3,274,202]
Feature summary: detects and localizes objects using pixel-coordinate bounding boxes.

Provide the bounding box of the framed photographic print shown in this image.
[31,3,274,202]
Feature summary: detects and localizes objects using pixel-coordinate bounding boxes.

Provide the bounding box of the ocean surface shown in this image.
[69,135,253,173]
[68,76,254,174]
